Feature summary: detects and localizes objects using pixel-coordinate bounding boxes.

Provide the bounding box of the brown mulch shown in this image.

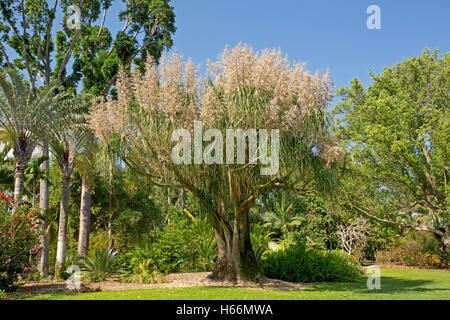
[12,272,308,298]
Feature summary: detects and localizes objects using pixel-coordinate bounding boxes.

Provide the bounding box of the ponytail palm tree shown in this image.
[0,69,61,201]
[43,94,90,280]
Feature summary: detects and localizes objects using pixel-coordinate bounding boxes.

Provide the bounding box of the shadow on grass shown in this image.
[310,276,449,295]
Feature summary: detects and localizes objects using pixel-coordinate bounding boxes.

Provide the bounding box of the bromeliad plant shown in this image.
[0,191,41,291]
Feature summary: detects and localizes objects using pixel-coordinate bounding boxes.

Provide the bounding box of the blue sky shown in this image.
[6,1,449,98]
[166,0,449,93]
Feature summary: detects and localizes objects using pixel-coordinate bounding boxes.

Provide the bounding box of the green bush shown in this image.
[0,192,41,291]
[124,258,166,284]
[119,206,217,274]
[78,248,119,282]
[262,235,362,282]
[375,239,448,269]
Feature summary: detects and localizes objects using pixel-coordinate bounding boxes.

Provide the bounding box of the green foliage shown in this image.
[0,192,41,291]
[124,258,166,284]
[191,218,217,271]
[78,248,119,282]
[117,206,216,274]
[250,223,276,261]
[147,206,196,273]
[375,233,448,268]
[262,235,362,283]
[0,289,7,300]
[334,49,449,250]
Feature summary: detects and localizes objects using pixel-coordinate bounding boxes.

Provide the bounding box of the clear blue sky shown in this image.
[8,1,449,98]
[166,0,449,94]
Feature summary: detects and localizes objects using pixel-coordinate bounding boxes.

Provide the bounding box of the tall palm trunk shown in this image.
[54,172,71,280]
[39,143,50,278]
[77,175,91,257]
[12,138,34,201]
[13,159,27,201]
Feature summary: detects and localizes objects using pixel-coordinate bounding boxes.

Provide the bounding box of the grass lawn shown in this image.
[15,268,450,300]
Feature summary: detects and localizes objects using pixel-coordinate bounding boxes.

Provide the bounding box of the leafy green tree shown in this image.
[335,49,449,252]
[90,45,340,282]
[0,0,176,277]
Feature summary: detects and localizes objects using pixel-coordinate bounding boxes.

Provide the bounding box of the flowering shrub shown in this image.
[0,191,41,291]
[375,240,448,269]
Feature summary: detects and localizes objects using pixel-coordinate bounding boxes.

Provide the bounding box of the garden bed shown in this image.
[11,272,308,298]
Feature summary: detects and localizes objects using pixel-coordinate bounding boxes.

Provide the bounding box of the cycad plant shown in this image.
[262,192,301,237]
[79,248,119,282]
[125,258,166,284]
[0,69,62,201]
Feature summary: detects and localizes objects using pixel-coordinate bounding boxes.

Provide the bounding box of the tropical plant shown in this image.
[78,248,119,282]
[42,93,91,280]
[262,192,300,237]
[0,69,61,201]
[24,156,50,207]
[89,44,340,282]
[125,258,166,284]
[0,139,14,190]
[262,235,362,283]
[250,223,276,261]
[191,219,217,271]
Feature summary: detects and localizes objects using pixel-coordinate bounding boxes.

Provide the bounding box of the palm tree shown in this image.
[75,135,97,258]
[24,156,50,208]
[262,192,301,237]
[0,69,61,201]
[42,93,90,280]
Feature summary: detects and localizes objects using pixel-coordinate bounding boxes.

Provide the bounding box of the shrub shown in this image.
[0,289,7,300]
[124,258,166,284]
[0,192,41,291]
[250,223,276,261]
[375,239,448,268]
[262,235,362,282]
[191,219,217,271]
[78,248,119,282]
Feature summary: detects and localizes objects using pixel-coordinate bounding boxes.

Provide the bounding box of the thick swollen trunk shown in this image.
[208,208,260,283]
[54,175,71,280]
[39,143,50,278]
[77,177,91,257]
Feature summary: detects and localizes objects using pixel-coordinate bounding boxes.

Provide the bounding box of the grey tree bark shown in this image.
[13,159,26,202]
[38,143,50,278]
[77,176,91,257]
[54,173,71,280]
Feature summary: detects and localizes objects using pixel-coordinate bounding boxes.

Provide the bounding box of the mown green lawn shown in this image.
[15,268,450,300]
